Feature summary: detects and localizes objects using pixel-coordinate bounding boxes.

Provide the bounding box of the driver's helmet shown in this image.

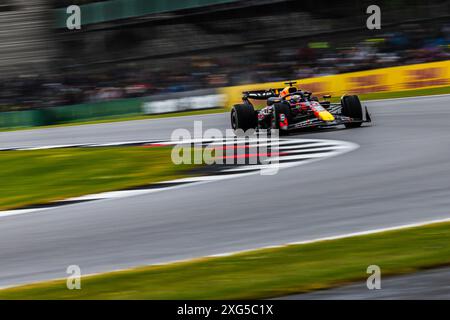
[279,86,297,98]
[291,94,304,102]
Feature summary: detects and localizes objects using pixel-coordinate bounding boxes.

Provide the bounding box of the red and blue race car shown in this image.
[231,81,371,134]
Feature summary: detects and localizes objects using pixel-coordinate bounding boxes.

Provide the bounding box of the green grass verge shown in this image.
[1,221,450,299]
[0,146,197,211]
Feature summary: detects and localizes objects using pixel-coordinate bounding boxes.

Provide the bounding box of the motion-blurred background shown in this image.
[0,0,449,112]
[2,1,450,300]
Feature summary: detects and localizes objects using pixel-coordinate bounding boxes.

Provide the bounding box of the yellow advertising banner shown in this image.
[221,60,450,108]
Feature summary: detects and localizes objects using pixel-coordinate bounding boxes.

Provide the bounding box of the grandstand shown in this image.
[53,0,449,66]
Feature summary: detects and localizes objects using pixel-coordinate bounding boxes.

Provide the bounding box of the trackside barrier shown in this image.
[1,60,449,129]
[0,98,143,129]
[141,88,226,115]
[220,60,450,108]
[41,98,143,124]
[0,110,45,128]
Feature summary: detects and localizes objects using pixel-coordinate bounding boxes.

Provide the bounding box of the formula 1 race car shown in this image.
[231,81,371,134]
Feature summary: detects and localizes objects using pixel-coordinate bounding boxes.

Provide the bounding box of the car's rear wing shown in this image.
[242,88,284,100]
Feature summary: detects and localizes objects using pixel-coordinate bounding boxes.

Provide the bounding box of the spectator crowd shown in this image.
[1,23,449,112]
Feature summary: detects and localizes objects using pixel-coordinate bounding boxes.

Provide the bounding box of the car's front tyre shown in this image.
[341,95,363,128]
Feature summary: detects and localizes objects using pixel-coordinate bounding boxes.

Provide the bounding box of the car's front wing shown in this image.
[285,106,372,131]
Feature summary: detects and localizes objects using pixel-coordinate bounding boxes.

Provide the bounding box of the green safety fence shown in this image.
[0,110,46,129]
[42,98,142,124]
[0,98,143,129]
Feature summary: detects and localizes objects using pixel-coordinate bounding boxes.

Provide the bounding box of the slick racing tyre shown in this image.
[341,95,363,128]
[231,103,257,131]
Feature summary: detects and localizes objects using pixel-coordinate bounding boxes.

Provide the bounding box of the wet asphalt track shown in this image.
[284,266,450,300]
[1,95,450,293]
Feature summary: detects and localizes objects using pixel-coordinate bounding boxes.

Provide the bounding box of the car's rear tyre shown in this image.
[231,103,257,131]
[272,102,291,135]
[341,95,363,128]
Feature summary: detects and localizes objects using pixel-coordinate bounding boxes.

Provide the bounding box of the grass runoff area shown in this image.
[2,85,450,132]
[1,220,450,299]
[0,146,197,211]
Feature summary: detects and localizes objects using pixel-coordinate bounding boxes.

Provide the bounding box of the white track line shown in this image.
[265,151,342,162]
[282,146,349,153]
[207,216,450,258]
[88,140,158,147]
[219,163,299,172]
[15,144,84,150]
[0,208,48,218]
[278,142,335,150]
[66,189,162,201]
